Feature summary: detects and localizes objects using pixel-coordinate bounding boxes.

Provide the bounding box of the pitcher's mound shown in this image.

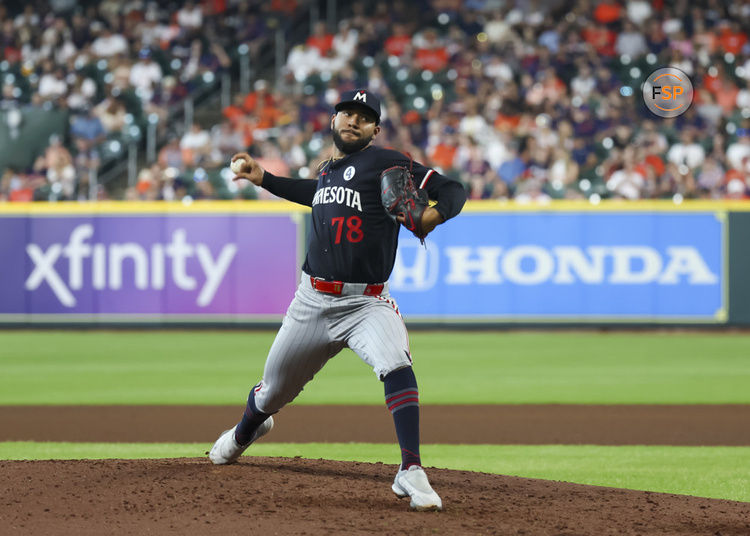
[2,457,749,535]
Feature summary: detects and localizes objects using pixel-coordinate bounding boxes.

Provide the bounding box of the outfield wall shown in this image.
[1,201,748,327]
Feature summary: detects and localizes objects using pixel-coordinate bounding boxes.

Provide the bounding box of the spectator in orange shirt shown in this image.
[703,65,739,113]
[270,0,297,15]
[306,21,334,56]
[593,1,621,25]
[427,129,459,171]
[581,21,616,57]
[223,93,247,126]
[414,28,449,72]
[724,165,749,199]
[385,23,412,57]
[243,79,275,114]
[254,96,282,130]
[718,21,748,56]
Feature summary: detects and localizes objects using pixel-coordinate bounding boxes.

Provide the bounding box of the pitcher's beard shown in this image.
[332,128,372,154]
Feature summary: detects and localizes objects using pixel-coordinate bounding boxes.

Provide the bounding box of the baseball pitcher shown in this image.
[209,89,466,511]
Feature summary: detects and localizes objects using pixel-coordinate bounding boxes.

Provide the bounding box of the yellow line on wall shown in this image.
[0,199,749,215]
[0,200,310,215]
[461,200,750,213]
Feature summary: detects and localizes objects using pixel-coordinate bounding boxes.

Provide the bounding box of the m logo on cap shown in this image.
[354,92,367,102]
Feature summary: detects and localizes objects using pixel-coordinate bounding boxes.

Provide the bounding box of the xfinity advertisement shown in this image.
[390,212,725,321]
[0,214,301,319]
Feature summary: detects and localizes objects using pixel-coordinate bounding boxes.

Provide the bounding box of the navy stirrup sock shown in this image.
[234,387,271,446]
[383,367,421,469]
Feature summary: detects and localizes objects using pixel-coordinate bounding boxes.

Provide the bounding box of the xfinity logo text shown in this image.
[25,224,237,307]
[392,244,717,290]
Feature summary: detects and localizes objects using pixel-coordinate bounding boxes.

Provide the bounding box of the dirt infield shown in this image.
[2,404,750,445]
[2,405,750,535]
[2,457,750,535]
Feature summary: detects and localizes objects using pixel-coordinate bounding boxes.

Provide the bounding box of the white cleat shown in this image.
[208,417,274,465]
[392,465,443,511]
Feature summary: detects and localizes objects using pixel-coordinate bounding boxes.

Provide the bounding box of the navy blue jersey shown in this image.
[262,145,465,283]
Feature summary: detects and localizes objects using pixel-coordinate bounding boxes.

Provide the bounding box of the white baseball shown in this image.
[230,158,247,174]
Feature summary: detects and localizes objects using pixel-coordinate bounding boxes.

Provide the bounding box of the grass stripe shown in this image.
[2,442,748,503]
[2,331,750,404]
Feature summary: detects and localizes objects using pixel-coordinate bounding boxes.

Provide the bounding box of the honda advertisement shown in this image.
[390,212,725,322]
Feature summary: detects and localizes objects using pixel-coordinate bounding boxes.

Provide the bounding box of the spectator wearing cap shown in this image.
[129,48,163,102]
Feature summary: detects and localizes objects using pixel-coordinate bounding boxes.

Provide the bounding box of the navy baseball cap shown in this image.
[335,89,381,124]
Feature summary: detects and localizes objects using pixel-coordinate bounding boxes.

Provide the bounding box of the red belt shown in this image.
[309,277,384,296]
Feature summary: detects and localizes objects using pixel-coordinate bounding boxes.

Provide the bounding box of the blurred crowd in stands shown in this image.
[2,0,750,203]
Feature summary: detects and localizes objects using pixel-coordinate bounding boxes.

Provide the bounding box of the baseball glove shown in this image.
[380,165,429,242]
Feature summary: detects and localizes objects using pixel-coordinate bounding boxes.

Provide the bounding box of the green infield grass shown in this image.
[1,442,748,503]
[1,330,749,405]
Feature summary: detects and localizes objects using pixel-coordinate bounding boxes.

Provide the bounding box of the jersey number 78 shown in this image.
[331,216,364,244]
